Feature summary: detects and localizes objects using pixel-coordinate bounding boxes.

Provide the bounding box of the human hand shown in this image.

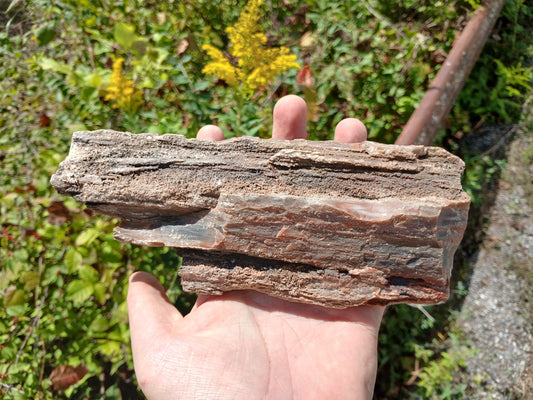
[127,95,384,400]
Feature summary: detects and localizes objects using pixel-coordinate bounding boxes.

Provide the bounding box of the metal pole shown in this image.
[395,0,505,146]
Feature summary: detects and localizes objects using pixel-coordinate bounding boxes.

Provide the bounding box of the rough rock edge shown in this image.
[179,250,450,309]
[50,130,471,307]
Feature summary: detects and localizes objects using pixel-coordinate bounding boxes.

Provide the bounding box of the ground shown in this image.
[455,98,533,399]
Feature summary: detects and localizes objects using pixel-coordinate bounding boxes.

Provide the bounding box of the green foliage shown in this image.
[378,304,481,399]
[453,57,533,125]
[412,333,478,399]
[1,0,530,398]
[462,154,506,207]
[452,0,533,130]
[11,0,473,141]
[0,158,186,398]
[1,5,192,395]
[296,0,465,142]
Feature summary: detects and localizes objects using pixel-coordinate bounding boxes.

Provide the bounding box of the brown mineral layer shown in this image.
[51,130,470,307]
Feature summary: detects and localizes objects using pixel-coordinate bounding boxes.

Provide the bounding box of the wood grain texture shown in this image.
[51,130,470,307]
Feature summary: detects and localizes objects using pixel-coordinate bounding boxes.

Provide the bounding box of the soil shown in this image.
[454,100,533,399]
[0,0,31,35]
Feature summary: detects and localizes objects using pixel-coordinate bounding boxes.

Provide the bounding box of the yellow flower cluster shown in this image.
[202,45,239,87]
[202,0,300,92]
[104,58,143,112]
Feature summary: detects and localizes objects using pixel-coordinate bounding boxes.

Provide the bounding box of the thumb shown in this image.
[127,271,183,351]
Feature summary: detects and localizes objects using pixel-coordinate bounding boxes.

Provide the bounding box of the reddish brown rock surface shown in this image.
[51,130,470,307]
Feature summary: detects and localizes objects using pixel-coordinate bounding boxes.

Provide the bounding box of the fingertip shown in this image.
[197,125,225,141]
[272,95,308,140]
[334,118,368,143]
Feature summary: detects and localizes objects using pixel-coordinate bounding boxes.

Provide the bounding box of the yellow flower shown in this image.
[246,49,299,89]
[201,44,239,86]
[226,0,266,60]
[104,58,143,112]
[202,0,299,93]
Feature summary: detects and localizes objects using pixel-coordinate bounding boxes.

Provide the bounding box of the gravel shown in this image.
[456,125,533,399]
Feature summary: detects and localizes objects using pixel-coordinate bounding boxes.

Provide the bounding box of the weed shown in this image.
[411,332,478,399]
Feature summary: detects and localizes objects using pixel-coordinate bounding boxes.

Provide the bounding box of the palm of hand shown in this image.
[127,95,383,399]
[128,276,382,400]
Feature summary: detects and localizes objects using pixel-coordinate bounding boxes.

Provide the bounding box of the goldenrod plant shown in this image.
[200,0,300,136]
[202,0,300,96]
[104,58,144,113]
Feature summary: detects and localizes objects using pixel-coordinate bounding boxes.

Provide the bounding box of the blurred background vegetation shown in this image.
[0,0,531,398]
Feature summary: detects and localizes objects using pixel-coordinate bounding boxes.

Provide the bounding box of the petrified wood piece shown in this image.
[51,130,470,308]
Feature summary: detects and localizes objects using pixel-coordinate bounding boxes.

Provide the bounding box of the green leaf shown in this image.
[39,57,73,75]
[6,304,27,317]
[36,22,56,46]
[4,288,26,307]
[93,40,113,55]
[104,384,121,399]
[64,249,83,272]
[75,228,100,247]
[98,338,121,357]
[1,191,18,206]
[131,39,148,57]
[66,122,88,133]
[114,22,137,50]
[89,315,110,332]
[78,265,100,283]
[82,247,98,265]
[20,271,40,291]
[111,300,129,324]
[84,71,103,88]
[67,279,94,303]
[93,282,107,305]
[12,248,29,263]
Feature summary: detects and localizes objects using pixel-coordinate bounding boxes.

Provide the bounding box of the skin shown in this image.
[127,95,385,400]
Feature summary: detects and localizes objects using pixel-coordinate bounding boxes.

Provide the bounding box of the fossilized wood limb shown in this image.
[51,129,470,307]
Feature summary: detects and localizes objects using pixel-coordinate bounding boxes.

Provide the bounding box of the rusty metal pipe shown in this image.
[395,0,505,146]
